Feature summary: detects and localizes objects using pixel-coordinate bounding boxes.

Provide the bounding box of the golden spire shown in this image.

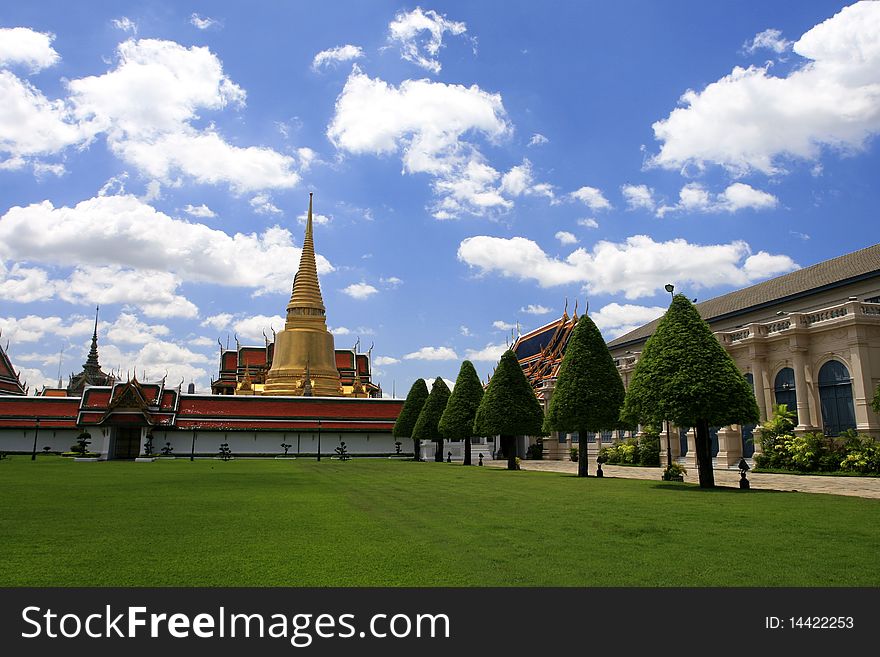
[287,192,326,317]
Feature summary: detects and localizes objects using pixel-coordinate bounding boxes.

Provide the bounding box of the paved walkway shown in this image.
[483,459,880,499]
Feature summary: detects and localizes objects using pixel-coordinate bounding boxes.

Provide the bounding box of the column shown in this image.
[684,428,697,470]
[849,325,880,437]
[751,354,769,422]
[791,345,814,434]
[715,425,742,467]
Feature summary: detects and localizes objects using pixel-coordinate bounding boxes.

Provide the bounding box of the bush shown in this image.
[839,434,880,474]
[526,441,544,460]
[569,446,579,462]
[639,430,660,466]
[598,444,620,464]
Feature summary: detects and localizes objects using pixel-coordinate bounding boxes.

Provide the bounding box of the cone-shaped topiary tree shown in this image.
[439,361,484,465]
[544,313,625,477]
[473,350,545,471]
[412,378,452,462]
[393,379,429,461]
[621,294,759,487]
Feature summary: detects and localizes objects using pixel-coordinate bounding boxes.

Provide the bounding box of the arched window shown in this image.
[774,367,796,412]
[742,373,756,458]
[818,360,856,436]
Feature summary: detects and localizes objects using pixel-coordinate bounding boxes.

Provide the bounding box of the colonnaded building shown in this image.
[516,243,880,467]
[0,195,404,459]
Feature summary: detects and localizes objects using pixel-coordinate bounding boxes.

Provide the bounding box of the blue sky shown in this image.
[1,1,878,395]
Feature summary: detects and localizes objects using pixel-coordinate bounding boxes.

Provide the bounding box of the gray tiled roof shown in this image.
[607,242,880,349]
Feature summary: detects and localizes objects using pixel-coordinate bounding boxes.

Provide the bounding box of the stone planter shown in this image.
[135,457,158,462]
[73,457,99,462]
[158,456,176,460]
[274,456,296,460]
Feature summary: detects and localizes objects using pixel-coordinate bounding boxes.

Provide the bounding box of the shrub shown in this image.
[569,446,579,462]
[662,462,687,480]
[526,441,544,460]
[839,435,880,474]
[599,444,620,464]
[639,431,660,466]
[619,439,639,464]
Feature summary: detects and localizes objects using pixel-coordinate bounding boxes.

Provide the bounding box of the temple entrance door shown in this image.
[113,427,141,459]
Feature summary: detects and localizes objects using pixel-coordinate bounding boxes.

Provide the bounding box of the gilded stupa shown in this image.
[262,194,343,396]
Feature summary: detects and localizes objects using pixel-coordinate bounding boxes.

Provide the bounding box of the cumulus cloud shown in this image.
[103,312,170,345]
[555,231,578,246]
[0,27,60,72]
[492,320,515,331]
[657,182,778,216]
[621,184,656,211]
[201,313,233,331]
[0,314,97,344]
[458,234,799,299]
[521,304,551,315]
[342,282,379,299]
[528,133,549,147]
[499,159,555,200]
[68,38,300,192]
[0,71,85,167]
[250,193,282,215]
[231,314,285,343]
[465,343,507,362]
[569,186,611,211]
[183,203,216,218]
[459,325,472,336]
[297,210,332,225]
[327,66,514,218]
[577,218,599,229]
[590,303,667,339]
[650,3,880,175]
[403,346,459,360]
[387,7,470,74]
[742,28,791,55]
[0,194,333,302]
[373,356,400,366]
[312,44,364,70]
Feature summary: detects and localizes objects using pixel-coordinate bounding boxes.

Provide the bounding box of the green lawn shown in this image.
[2,456,878,587]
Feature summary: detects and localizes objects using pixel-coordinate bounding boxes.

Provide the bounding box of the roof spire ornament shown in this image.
[563,297,569,319]
[286,192,326,317]
[84,306,101,373]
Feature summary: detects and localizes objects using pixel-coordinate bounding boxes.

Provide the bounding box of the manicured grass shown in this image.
[2,456,878,586]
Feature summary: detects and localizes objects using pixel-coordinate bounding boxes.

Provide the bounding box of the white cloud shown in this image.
[0,71,85,165]
[190,14,219,30]
[465,343,507,362]
[555,231,578,246]
[327,66,513,218]
[621,184,656,211]
[403,346,459,361]
[232,314,285,343]
[201,313,233,331]
[0,261,55,303]
[521,304,551,315]
[342,282,379,299]
[458,234,799,299]
[0,194,333,299]
[528,133,549,147]
[250,193,282,215]
[297,210,332,225]
[0,314,96,344]
[492,320,515,331]
[112,17,137,34]
[104,312,170,345]
[183,203,216,218]
[590,303,667,339]
[0,27,60,72]
[380,276,403,288]
[743,28,791,55]
[189,336,217,347]
[373,356,400,366]
[312,44,364,70]
[570,186,611,211]
[500,159,555,200]
[577,218,599,229]
[651,3,880,175]
[68,38,299,192]
[388,7,469,74]
[459,325,472,336]
[100,339,212,388]
[657,182,778,216]
[330,326,351,336]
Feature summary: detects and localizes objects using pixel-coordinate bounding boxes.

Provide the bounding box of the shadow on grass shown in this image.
[648,482,791,494]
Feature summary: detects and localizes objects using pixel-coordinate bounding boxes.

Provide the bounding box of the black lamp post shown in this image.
[190,430,196,461]
[31,417,40,461]
[738,457,751,489]
[663,284,675,468]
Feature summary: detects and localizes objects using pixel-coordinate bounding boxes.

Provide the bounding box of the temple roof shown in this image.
[67,306,114,395]
[608,241,880,349]
[0,334,26,396]
[513,309,577,398]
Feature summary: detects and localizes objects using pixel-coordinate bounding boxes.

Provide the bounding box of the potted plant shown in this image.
[73,431,99,461]
[662,462,687,482]
[276,441,295,460]
[136,432,158,462]
[569,446,579,462]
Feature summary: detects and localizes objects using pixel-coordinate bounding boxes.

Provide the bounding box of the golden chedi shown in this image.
[262,194,343,396]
